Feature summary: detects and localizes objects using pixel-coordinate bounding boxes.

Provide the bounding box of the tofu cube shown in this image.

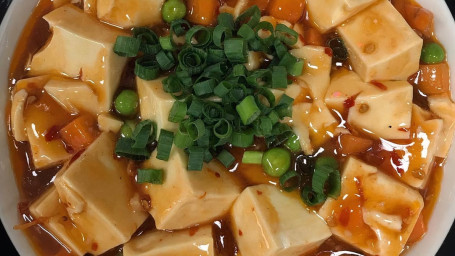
[140,148,241,230]
[306,0,378,32]
[54,132,148,254]
[98,113,123,133]
[30,186,88,256]
[123,225,214,256]
[11,89,28,142]
[97,0,165,29]
[392,105,443,188]
[290,46,332,100]
[291,100,339,155]
[319,157,424,256]
[137,77,178,136]
[44,78,99,115]
[325,70,413,140]
[337,0,423,82]
[231,184,332,256]
[428,95,455,158]
[29,5,128,112]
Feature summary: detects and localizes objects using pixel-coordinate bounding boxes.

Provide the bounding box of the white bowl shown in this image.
[1,0,455,255]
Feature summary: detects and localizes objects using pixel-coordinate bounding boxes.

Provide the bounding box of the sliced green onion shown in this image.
[327,170,341,199]
[242,151,263,164]
[156,50,175,70]
[213,119,232,139]
[202,102,225,123]
[284,133,301,153]
[274,39,288,59]
[187,98,204,117]
[186,119,206,140]
[279,52,298,74]
[115,138,150,161]
[174,125,194,148]
[170,19,191,36]
[214,81,233,98]
[207,48,226,64]
[312,157,339,196]
[178,47,208,75]
[194,79,216,97]
[156,129,174,161]
[137,169,164,184]
[186,25,212,48]
[135,57,160,81]
[275,24,299,46]
[213,25,232,48]
[230,129,254,148]
[236,95,261,125]
[301,186,326,206]
[168,101,187,123]
[280,171,301,192]
[224,38,248,63]
[238,24,255,41]
[289,60,304,77]
[159,35,175,51]
[132,120,153,149]
[233,64,247,77]
[236,5,261,28]
[268,110,280,124]
[188,146,205,171]
[217,150,236,168]
[254,116,273,136]
[114,36,141,57]
[254,21,275,46]
[217,12,235,30]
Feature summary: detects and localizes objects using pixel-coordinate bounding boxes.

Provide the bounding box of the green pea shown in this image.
[115,90,139,116]
[162,0,187,23]
[262,148,291,177]
[421,43,445,64]
[120,123,133,138]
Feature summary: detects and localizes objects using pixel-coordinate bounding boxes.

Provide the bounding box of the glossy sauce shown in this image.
[6,0,445,256]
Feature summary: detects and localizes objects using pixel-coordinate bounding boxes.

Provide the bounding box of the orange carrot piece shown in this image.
[411,63,450,95]
[338,134,374,155]
[247,0,270,11]
[408,213,427,243]
[304,27,323,46]
[186,0,220,26]
[392,0,434,38]
[267,0,305,24]
[59,115,99,152]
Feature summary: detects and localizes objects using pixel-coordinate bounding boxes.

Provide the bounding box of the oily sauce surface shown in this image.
[5,0,444,256]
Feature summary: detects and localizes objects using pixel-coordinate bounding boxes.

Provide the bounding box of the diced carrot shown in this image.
[267,0,305,24]
[304,27,324,46]
[338,134,374,155]
[411,63,450,95]
[186,0,220,26]
[408,213,427,243]
[59,115,99,153]
[392,0,434,38]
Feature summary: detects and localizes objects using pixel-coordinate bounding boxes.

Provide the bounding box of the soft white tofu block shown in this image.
[141,148,241,230]
[319,157,424,256]
[30,186,88,256]
[386,105,443,188]
[231,184,332,256]
[97,0,165,29]
[11,89,28,142]
[137,77,178,136]
[54,132,148,254]
[325,70,413,139]
[337,0,423,82]
[291,100,339,155]
[98,113,123,133]
[290,46,332,100]
[29,5,128,112]
[44,79,99,115]
[306,0,378,32]
[123,225,215,256]
[428,95,455,158]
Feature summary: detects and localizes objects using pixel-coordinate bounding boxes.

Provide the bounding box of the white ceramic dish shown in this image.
[1,0,454,255]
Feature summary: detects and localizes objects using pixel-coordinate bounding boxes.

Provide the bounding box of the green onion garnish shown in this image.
[217,12,235,30]
[115,138,150,161]
[230,130,254,148]
[113,36,141,57]
[242,151,263,164]
[159,35,175,51]
[301,186,326,207]
[217,150,236,168]
[224,38,248,63]
[186,25,212,48]
[236,95,261,125]
[137,169,164,184]
[188,146,205,171]
[135,57,160,81]
[156,129,174,161]
[168,101,187,123]
[284,133,301,153]
[279,170,301,192]
[275,24,299,46]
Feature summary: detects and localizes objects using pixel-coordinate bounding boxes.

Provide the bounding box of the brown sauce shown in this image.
[5,0,447,256]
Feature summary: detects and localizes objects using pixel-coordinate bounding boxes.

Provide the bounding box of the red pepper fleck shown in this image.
[370,80,388,90]
[399,127,410,132]
[256,190,263,195]
[189,226,199,236]
[343,96,355,110]
[215,172,221,178]
[324,47,333,57]
[339,207,350,227]
[91,243,98,251]
[44,125,61,141]
[239,229,243,236]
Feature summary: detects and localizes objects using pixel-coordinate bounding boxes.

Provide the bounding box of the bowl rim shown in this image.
[0,0,455,255]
